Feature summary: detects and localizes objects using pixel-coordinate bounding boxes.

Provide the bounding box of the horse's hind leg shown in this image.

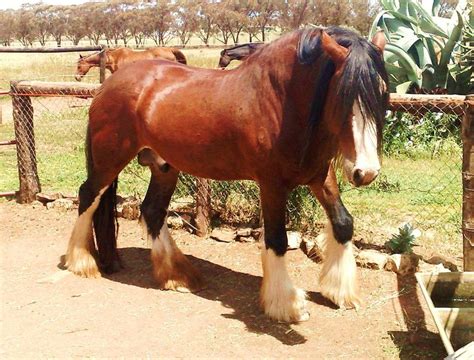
[65,179,109,278]
[309,165,360,309]
[141,167,204,292]
[259,182,309,322]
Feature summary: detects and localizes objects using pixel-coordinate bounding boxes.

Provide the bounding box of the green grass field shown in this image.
[0,48,463,260]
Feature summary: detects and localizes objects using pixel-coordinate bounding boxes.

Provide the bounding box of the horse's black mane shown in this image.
[297,26,389,142]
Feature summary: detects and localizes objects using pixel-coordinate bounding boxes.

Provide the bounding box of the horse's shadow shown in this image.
[104,247,335,346]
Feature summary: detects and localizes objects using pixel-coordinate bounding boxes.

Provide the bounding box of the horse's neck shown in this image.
[242,37,299,93]
[86,53,101,65]
[226,45,251,60]
[107,49,131,72]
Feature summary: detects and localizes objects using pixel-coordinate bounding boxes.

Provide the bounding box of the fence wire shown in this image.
[0,85,465,255]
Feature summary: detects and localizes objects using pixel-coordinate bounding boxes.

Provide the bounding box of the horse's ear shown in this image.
[371,30,386,53]
[320,30,348,66]
[79,54,83,59]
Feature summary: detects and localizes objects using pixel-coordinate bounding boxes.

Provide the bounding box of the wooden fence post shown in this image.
[195,178,211,237]
[11,81,40,203]
[99,47,106,84]
[463,94,474,271]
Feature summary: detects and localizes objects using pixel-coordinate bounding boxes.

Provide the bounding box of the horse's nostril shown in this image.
[353,169,364,186]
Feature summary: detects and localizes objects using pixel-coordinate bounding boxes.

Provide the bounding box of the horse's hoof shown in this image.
[101,257,123,274]
[65,249,101,278]
[162,276,206,293]
[262,287,309,323]
[321,287,362,310]
[291,310,310,323]
[339,296,362,310]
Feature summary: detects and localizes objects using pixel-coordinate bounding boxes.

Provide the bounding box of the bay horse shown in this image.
[218,42,266,68]
[74,47,187,81]
[65,26,388,323]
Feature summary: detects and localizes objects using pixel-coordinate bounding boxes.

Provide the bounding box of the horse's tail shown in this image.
[85,124,120,272]
[172,49,187,65]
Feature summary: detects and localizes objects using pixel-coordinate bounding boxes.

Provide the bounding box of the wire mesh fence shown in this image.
[0,82,467,257]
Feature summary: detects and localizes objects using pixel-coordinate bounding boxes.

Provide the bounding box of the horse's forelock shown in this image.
[297,26,389,138]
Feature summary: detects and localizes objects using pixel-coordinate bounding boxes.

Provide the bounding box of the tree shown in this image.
[279,0,312,31]
[439,0,458,17]
[128,6,147,47]
[196,0,218,46]
[14,7,37,46]
[174,0,199,46]
[0,10,16,46]
[349,0,380,35]
[65,4,89,45]
[214,1,248,44]
[310,0,352,28]
[48,6,68,47]
[83,3,107,45]
[145,1,175,46]
[247,0,283,42]
[32,4,52,46]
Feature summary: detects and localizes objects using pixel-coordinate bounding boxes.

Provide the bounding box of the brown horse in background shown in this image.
[75,47,187,81]
[218,42,266,68]
[65,27,388,323]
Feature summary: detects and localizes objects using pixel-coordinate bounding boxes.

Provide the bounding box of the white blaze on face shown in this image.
[343,101,380,186]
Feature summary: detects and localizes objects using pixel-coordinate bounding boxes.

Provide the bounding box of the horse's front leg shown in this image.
[309,164,361,309]
[141,167,204,293]
[259,182,309,322]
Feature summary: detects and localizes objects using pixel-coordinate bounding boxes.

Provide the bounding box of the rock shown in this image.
[31,200,44,209]
[385,253,419,276]
[356,249,390,270]
[236,228,252,237]
[36,192,62,204]
[424,253,458,272]
[46,198,75,211]
[287,231,302,250]
[251,228,262,240]
[210,228,235,243]
[235,228,256,242]
[167,216,184,229]
[120,199,140,220]
[301,234,325,263]
[168,196,194,211]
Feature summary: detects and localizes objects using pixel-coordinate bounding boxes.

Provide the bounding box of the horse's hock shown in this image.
[2,80,473,269]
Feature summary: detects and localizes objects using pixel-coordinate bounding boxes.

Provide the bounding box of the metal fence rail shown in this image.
[0,82,472,268]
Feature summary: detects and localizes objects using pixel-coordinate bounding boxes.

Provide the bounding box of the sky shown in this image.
[0,0,93,10]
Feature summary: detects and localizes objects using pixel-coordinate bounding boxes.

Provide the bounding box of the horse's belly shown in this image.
[147,121,257,180]
[156,143,255,181]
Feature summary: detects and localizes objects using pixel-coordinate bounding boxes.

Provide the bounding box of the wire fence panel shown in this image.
[0,86,466,257]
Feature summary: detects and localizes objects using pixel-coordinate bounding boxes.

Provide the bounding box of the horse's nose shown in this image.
[352,168,379,187]
[74,75,82,82]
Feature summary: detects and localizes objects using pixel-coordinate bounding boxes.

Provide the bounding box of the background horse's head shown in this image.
[218,49,232,69]
[75,52,101,81]
[298,27,388,187]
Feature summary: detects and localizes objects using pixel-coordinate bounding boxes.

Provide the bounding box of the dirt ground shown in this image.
[1,201,447,359]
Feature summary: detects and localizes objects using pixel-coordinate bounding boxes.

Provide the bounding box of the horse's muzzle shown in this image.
[351,168,379,187]
[74,75,83,82]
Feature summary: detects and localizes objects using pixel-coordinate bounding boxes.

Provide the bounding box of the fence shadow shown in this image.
[101,246,335,346]
[388,274,445,359]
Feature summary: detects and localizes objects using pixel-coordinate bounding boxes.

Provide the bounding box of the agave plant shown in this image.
[386,223,420,254]
[369,0,473,94]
